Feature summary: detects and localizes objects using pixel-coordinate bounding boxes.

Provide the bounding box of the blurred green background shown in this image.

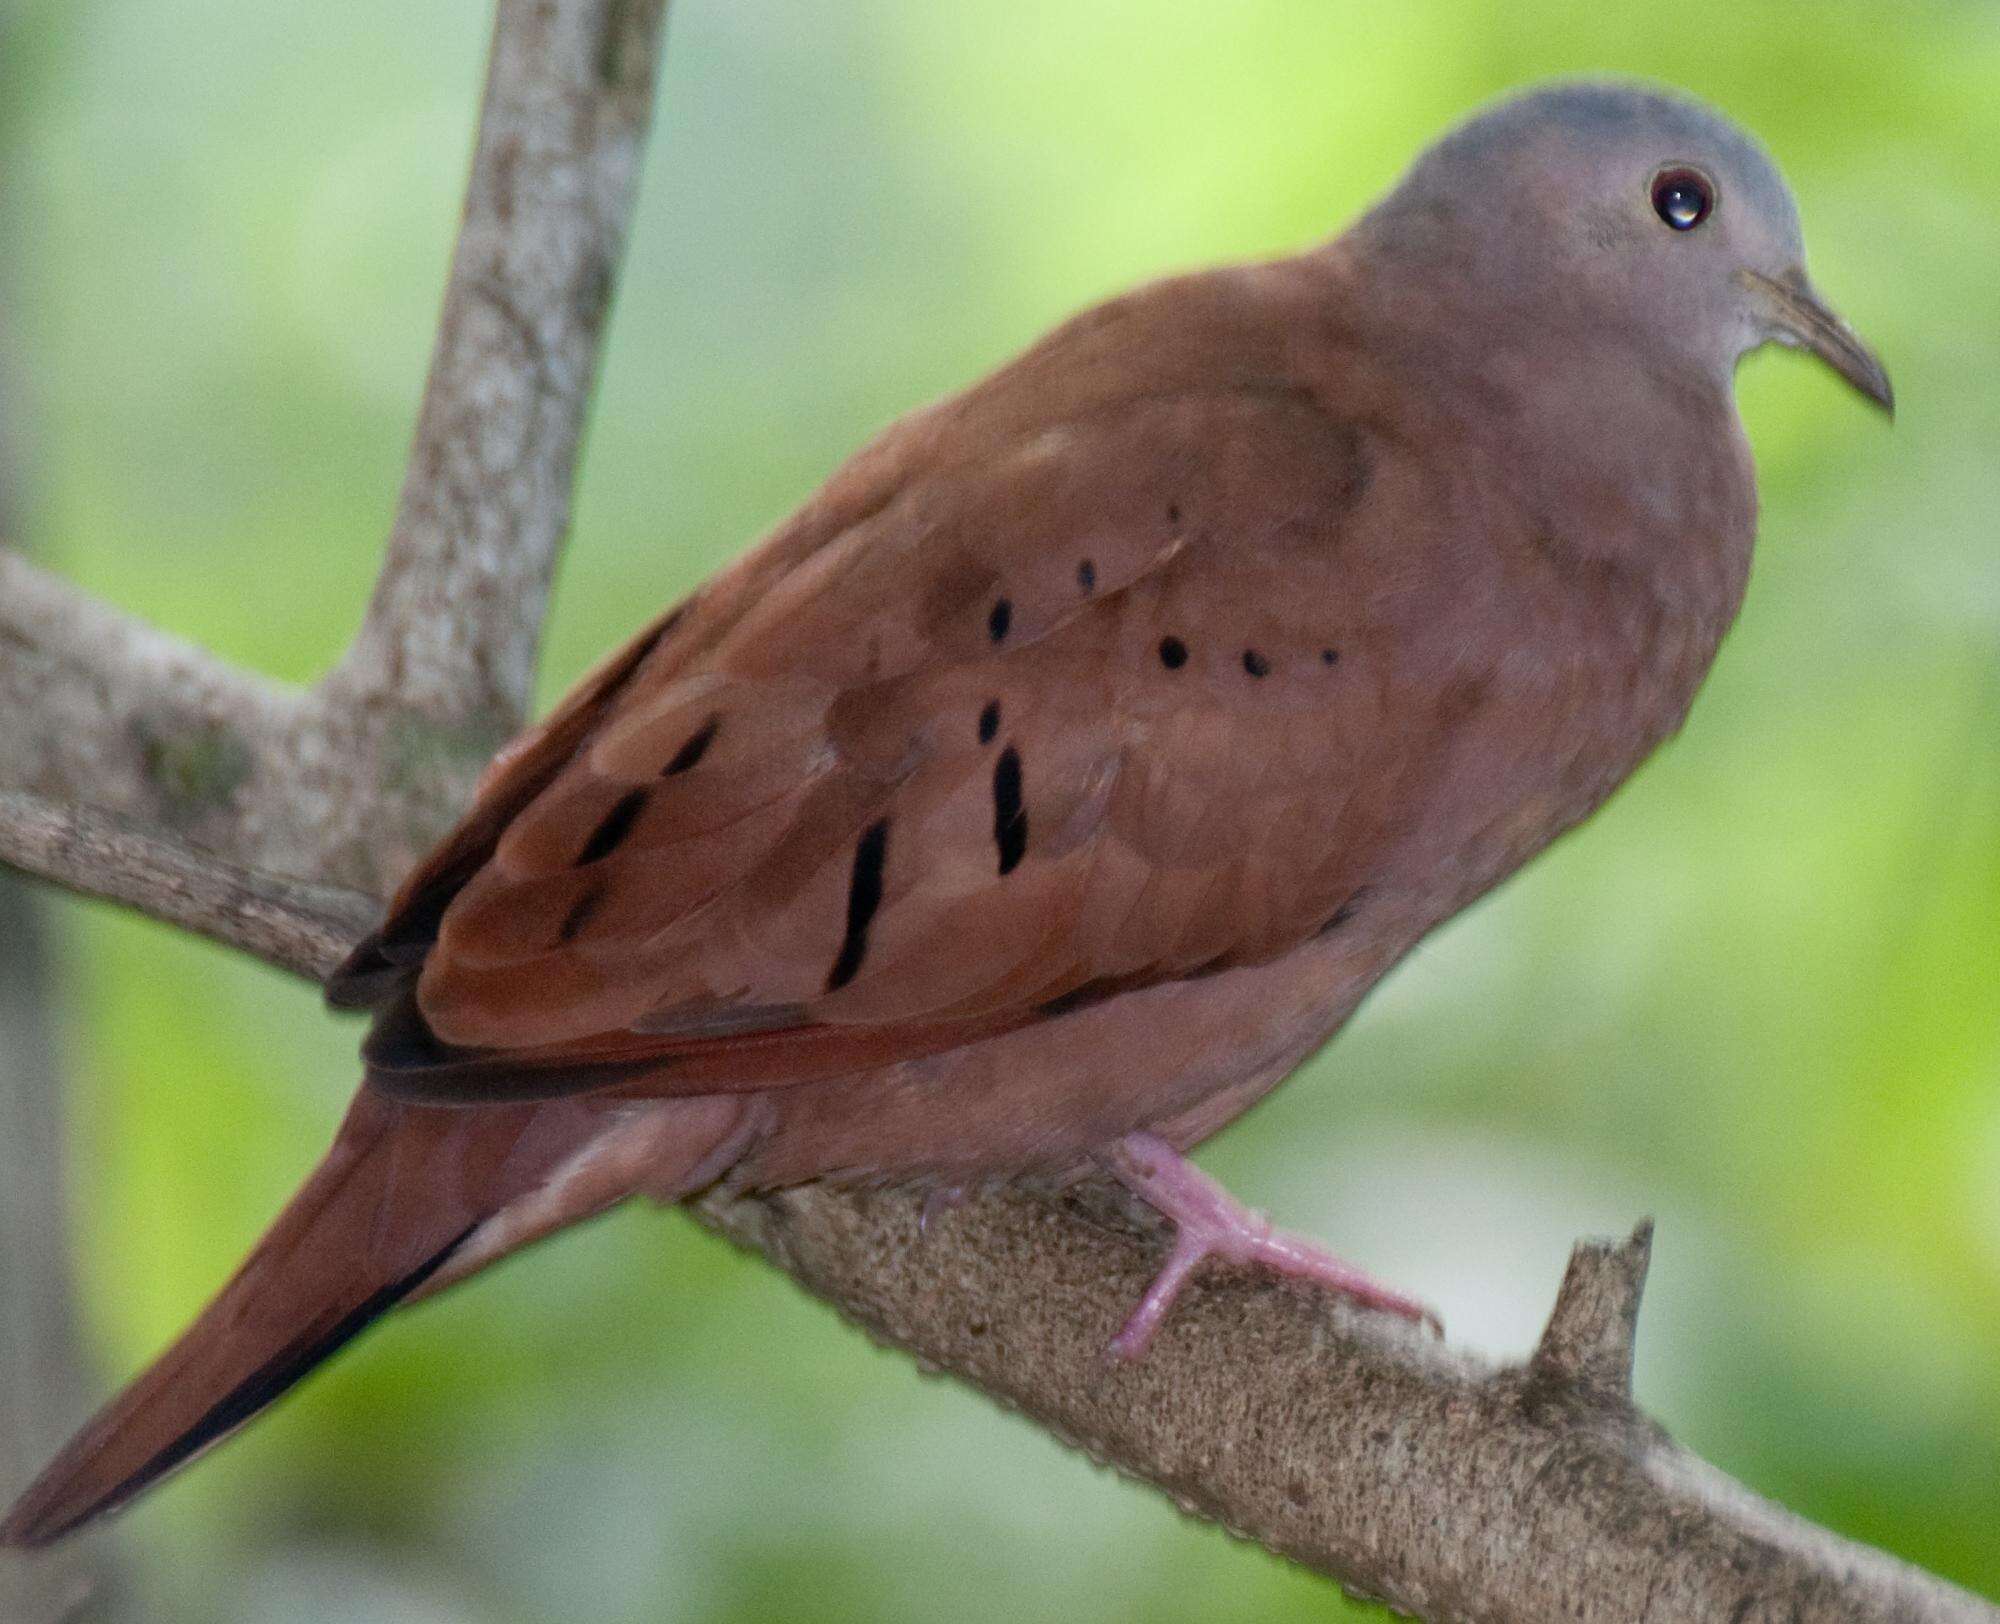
[3,0,1997,1618]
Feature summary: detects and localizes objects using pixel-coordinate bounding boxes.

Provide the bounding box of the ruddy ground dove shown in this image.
[1,79,1891,1547]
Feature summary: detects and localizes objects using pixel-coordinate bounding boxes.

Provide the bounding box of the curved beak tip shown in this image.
[1741,269,1895,421]
[1828,329,1896,419]
[1798,304,1895,420]
[1864,361,1896,420]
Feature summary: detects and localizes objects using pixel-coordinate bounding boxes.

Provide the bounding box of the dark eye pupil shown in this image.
[1652,170,1712,230]
[1661,186,1702,226]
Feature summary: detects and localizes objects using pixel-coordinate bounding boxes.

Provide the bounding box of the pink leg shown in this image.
[1102,1132,1441,1359]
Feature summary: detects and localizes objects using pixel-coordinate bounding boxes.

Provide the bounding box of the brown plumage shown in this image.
[2,79,1890,1548]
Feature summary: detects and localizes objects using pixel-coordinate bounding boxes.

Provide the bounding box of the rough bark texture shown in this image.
[0,0,665,900]
[0,791,377,978]
[326,0,666,737]
[0,2,1992,1619]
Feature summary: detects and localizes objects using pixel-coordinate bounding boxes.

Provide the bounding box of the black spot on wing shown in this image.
[557,885,606,944]
[1158,637,1188,670]
[324,603,691,1012]
[1242,649,1270,678]
[662,715,719,776]
[826,818,891,992]
[1077,558,1097,594]
[1038,981,1117,1018]
[992,747,1027,876]
[978,700,1001,745]
[988,598,1013,643]
[577,790,648,865]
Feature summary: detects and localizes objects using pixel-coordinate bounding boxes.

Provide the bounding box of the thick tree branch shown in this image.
[0,551,300,833]
[697,1194,1990,1624]
[0,548,422,892]
[325,0,670,737]
[1,1,1993,1618]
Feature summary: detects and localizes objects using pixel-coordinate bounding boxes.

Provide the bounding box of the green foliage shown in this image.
[8,0,1996,1616]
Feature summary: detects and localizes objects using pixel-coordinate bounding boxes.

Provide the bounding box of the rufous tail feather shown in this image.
[0,1087,662,1548]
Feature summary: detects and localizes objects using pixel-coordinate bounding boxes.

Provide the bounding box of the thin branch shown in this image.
[1529,1217,1651,1393]
[326,0,671,736]
[0,792,372,980]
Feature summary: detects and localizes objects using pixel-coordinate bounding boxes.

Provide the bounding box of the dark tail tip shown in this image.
[0,1223,475,1549]
[0,1500,58,1551]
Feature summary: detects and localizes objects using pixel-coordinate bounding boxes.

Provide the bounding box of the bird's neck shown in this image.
[1306,237,1760,859]
[1498,322,1758,625]
[1309,237,1759,632]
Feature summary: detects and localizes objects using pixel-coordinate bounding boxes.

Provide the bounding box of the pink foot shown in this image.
[1101,1132,1441,1359]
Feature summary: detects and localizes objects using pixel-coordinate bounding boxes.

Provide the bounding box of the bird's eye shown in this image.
[1650,167,1713,231]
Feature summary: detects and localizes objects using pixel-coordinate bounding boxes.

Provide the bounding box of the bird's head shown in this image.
[1359,80,1893,415]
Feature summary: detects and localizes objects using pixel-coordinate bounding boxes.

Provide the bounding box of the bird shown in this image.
[1,78,1891,1549]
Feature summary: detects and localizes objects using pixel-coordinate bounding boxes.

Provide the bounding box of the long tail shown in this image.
[0,1087,743,1548]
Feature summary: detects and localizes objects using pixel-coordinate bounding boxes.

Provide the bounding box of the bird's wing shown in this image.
[339,286,1451,1103]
